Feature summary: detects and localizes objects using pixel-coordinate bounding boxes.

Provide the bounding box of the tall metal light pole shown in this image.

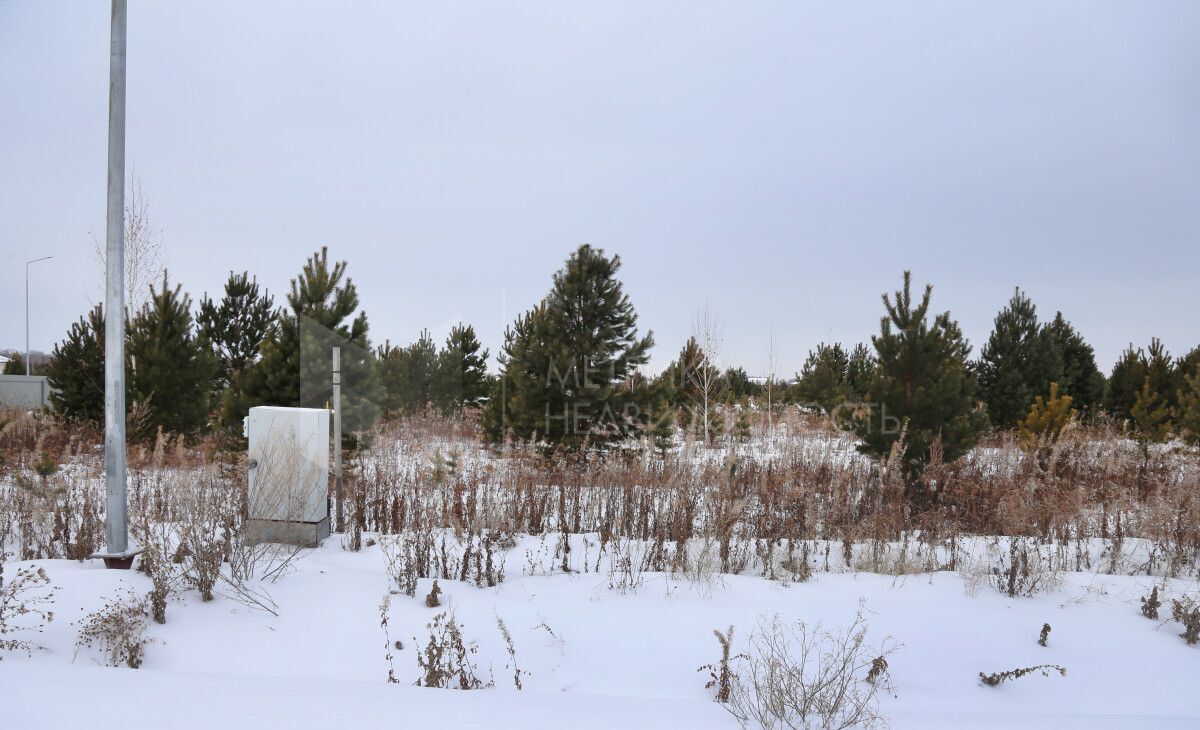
[25,256,53,376]
[332,347,343,532]
[97,0,135,569]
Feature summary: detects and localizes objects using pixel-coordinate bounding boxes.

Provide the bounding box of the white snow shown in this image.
[4,538,1198,729]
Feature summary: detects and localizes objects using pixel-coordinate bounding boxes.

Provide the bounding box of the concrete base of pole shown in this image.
[91,547,143,570]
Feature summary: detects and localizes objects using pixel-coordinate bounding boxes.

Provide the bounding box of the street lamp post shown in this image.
[25,256,53,376]
[95,0,137,569]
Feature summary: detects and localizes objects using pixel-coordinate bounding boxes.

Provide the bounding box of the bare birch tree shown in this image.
[690,304,724,446]
[766,329,778,436]
[91,176,165,313]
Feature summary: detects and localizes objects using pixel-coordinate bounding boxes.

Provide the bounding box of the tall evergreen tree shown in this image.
[435,324,490,412]
[977,288,1062,427]
[46,305,106,422]
[240,247,380,433]
[486,245,653,448]
[1043,312,1104,416]
[127,273,217,436]
[851,272,988,490]
[1106,345,1147,422]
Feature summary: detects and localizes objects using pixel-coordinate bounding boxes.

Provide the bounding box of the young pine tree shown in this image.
[978,288,1062,428]
[1019,382,1076,448]
[845,343,876,401]
[197,271,275,429]
[46,305,106,422]
[487,245,654,449]
[127,273,217,436]
[435,324,490,413]
[794,342,851,413]
[240,247,380,434]
[1106,345,1148,422]
[377,330,438,417]
[661,337,725,444]
[1177,363,1200,447]
[851,272,988,492]
[1043,312,1104,416]
[1131,379,1172,453]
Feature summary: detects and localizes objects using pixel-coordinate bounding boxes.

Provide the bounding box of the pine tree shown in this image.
[845,343,875,401]
[434,324,490,413]
[198,272,275,390]
[733,400,752,443]
[487,245,654,449]
[1144,338,1177,413]
[1043,312,1104,416]
[46,305,106,422]
[723,367,759,400]
[198,271,275,430]
[127,273,217,436]
[1106,345,1148,422]
[660,337,724,444]
[1131,379,1172,453]
[240,247,380,434]
[1177,363,1200,447]
[794,342,851,412]
[851,272,988,490]
[978,288,1062,427]
[650,403,676,458]
[1019,382,1076,448]
[377,330,438,417]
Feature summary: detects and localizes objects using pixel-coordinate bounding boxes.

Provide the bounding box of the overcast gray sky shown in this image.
[2,1,1197,375]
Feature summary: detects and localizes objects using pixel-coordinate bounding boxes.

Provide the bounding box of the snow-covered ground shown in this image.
[4,538,1198,729]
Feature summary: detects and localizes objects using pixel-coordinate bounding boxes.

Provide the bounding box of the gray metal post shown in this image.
[332,346,343,532]
[102,0,130,562]
[25,256,53,376]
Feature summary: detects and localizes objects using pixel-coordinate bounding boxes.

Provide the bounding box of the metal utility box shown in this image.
[244,406,330,547]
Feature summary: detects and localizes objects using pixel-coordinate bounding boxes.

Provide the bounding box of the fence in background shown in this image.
[0,375,51,409]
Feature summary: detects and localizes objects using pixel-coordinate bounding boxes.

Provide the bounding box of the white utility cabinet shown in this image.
[244,406,331,546]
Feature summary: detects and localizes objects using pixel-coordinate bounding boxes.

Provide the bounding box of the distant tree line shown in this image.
[44,247,488,440]
[41,244,1200,478]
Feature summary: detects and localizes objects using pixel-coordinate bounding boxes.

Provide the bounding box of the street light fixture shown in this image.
[25,255,53,376]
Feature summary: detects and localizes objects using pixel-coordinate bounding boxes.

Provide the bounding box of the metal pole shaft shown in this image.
[25,262,30,376]
[332,347,343,532]
[103,0,129,555]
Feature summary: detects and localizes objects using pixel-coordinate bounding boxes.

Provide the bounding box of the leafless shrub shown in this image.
[698,625,744,703]
[496,613,528,690]
[1037,623,1051,647]
[992,538,1062,598]
[1170,596,1200,645]
[380,594,400,683]
[1140,586,1162,620]
[979,664,1067,687]
[0,559,57,659]
[74,588,151,669]
[414,610,490,689]
[425,579,442,608]
[727,606,898,730]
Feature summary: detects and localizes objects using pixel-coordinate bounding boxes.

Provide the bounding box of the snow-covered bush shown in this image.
[414,610,489,689]
[0,558,57,659]
[1171,596,1200,645]
[728,607,897,730]
[74,588,151,669]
